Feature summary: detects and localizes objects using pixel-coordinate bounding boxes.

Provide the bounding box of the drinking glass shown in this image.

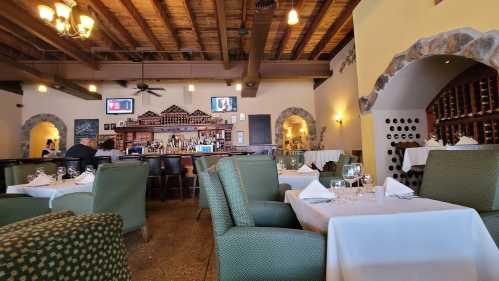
[330,179,346,190]
[342,164,357,188]
[35,167,45,176]
[278,159,285,170]
[85,165,96,175]
[26,174,35,183]
[68,167,79,178]
[290,158,297,170]
[57,166,66,183]
[361,174,374,192]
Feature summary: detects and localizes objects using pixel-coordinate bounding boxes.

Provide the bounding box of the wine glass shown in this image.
[361,174,374,191]
[290,158,297,170]
[26,174,35,183]
[330,179,346,190]
[277,159,285,170]
[35,167,45,176]
[57,166,66,183]
[85,165,96,175]
[342,164,357,188]
[68,167,79,178]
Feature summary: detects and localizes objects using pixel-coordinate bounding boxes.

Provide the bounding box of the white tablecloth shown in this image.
[278,170,319,189]
[284,189,499,281]
[402,146,446,172]
[304,150,344,170]
[7,179,93,208]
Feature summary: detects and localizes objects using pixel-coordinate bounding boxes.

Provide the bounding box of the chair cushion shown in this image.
[216,158,255,227]
[234,157,280,201]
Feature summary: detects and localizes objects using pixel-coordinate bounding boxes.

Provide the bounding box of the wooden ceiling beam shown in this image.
[325,29,354,60]
[0,53,101,100]
[151,0,187,60]
[0,17,53,53]
[291,0,333,60]
[0,81,23,95]
[182,0,206,60]
[309,0,360,60]
[0,0,99,70]
[239,0,248,59]
[119,0,169,59]
[274,0,305,59]
[0,29,45,60]
[215,0,230,69]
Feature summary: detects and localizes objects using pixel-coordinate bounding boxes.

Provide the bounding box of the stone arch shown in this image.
[359,28,499,113]
[275,107,317,149]
[21,114,68,158]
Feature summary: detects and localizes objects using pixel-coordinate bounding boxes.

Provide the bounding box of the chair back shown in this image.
[420,150,499,212]
[10,162,58,185]
[92,161,148,232]
[334,154,354,178]
[95,156,111,166]
[64,157,81,173]
[163,155,182,175]
[395,142,420,167]
[119,155,142,161]
[195,156,224,209]
[143,156,162,177]
[0,195,50,226]
[233,156,280,201]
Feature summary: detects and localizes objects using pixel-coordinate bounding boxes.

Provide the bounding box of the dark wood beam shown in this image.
[309,0,360,60]
[87,0,140,49]
[239,0,248,59]
[120,0,168,59]
[274,0,305,59]
[0,17,53,53]
[0,53,101,100]
[215,0,230,69]
[0,0,98,69]
[0,29,45,60]
[0,81,23,95]
[242,1,276,97]
[182,0,206,60]
[325,30,354,60]
[291,0,333,60]
[151,0,186,60]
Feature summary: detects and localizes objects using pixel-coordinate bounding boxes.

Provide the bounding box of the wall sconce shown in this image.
[334,114,343,125]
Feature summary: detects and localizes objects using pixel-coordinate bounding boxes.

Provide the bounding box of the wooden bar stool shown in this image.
[162,155,183,200]
[143,155,163,200]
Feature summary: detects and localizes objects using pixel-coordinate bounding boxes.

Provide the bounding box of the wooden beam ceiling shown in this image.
[274,0,305,59]
[239,0,248,59]
[0,0,99,70]
[182,0,206,60]
[291,0,333,60]
[0,53,101,100]
[0,29,45,60]
[0,81,23,95]
[309,0,360,60]
[151,0,188,60]
[0,17,53,53]
[325,29,354,60]
[215,0,230,69]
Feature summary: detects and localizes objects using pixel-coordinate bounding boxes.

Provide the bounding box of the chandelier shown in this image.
[38,0,94,39]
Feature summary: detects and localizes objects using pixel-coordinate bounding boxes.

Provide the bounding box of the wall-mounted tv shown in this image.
[106,98,134,115]
[211,96,237,113]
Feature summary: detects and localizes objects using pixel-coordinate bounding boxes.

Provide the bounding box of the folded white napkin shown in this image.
[297,164,314,173]
[75,172,95,185]
[456,136,478,145]
[299,180,336,200]
[425,138,443,147]
[27,174,55,187]
[384,177,414,196]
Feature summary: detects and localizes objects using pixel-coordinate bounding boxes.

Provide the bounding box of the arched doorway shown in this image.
[275,107,317,150]
[29,121,60,158]
[282,115,309,151]
[21,114,67,158]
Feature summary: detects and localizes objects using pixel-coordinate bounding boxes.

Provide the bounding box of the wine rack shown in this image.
[427,64,499,145]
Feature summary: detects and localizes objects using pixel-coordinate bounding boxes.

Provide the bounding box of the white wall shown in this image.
[21,79,316,148]
[0,91,22,158]
[314,40,362,153]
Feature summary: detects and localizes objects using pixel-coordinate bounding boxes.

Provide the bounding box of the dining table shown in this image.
[7,179,93,208]
[278,169,320,189]
[304,150,344,170]
[402,146,446,172]
[284,189,499,281]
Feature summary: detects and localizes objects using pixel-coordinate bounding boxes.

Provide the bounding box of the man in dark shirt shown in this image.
[65,138,97,171]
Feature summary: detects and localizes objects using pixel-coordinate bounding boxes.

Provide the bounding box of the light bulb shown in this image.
[38,84,48,93]
[288,9,299,25]
[54,2,72,19]
[38,5,54,22]
[55,19,66,32]
[188,84,195,92]
[88,84,97,92]
[79,15,95,29]
[236,83,242,91]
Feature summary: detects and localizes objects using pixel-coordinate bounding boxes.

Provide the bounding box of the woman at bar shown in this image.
[95,139,123,161]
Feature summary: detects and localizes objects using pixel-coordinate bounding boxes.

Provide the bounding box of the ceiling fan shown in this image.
[133,60,165,97]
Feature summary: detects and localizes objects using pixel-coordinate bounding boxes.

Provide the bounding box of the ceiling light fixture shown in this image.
[38,0,94,39]
[287,0,299,25]
[188,84,195,92]
[444,60,451,64]
[37,84,48,93]
[236,83,242,91]
[88,84,97,92]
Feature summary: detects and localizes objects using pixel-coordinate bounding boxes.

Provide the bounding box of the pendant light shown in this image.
[288,0,299,25]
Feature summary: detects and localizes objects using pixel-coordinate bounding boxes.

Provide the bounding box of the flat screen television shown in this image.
[211,96,237,112]
[106,98,134,114]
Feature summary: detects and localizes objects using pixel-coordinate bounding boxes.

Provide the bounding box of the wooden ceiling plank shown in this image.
[274,0,305,59]
[326,29,354,60]
[309,0,360,60]
[0,29,44,60]
[291,0,333,60]
[182,0,206,60]
[0,53,101,100]
[151,0,187,60]
[119,0,169,60]
[0,17,53,53]
[0,0,99,70]
[239,0,248,59]
[215,0,230,69]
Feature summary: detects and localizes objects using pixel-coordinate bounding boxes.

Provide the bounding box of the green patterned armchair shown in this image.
[195,155,223,211]
[0,194,50,227]
[200,157,326,281]
[420,150,499,246]
[5,162,58,186]
[318,154,358,187]
[0,211,131,280]
[52,161,149,238]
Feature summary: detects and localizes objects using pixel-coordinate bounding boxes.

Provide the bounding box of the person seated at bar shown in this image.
[65,138,97,170]
[41,139,58,158]
[95,139,123,161]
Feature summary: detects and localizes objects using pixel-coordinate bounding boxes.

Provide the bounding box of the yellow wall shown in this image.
[29,121,59,158]
[0,91,22,159]
[354,0,499,179]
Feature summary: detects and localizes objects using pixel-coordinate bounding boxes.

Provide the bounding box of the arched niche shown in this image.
[21,114,67,158]
[275,107,317,149]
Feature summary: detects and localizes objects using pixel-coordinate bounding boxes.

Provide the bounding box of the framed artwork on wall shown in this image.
[74,119,99,144]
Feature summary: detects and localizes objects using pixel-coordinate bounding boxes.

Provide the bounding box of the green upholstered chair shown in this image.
[195,155,224,218]
[0,211,131,280]
[420,150,499,245]
[199,169,326,281]
[52,161,149,238]
[0,194,50,227]
[8,162,58,186]
[275,154,305,170]
[318,154,357,187]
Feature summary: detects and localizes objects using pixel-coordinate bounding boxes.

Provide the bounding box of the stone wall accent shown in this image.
[359,28,499,113]
[21,114,68,158]
[275,107,317,149]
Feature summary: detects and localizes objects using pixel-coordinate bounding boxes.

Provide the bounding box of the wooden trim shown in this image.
[215,0,230,69]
